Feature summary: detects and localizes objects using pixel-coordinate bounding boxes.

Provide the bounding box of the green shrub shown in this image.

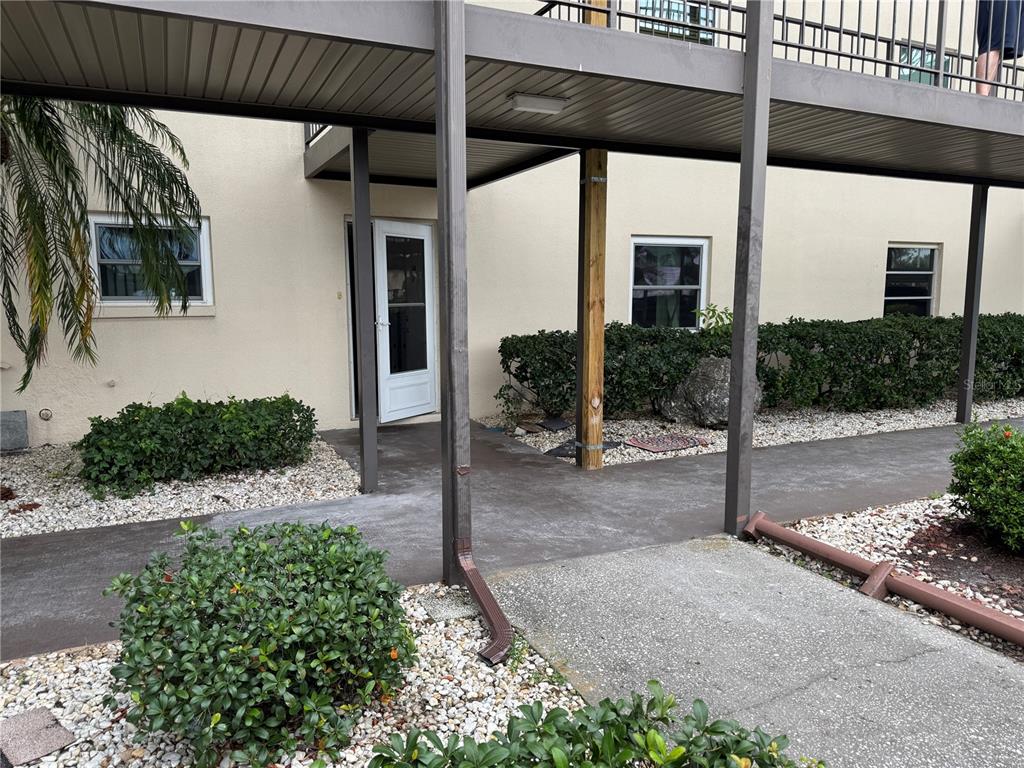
[369,681,824,768]
[78,392,317,497]
[498,323,711,418]
[756,315,959,410]
[498,330,578,418]
[496,314,1024,419]
[973,312,1024,400]
[949,423,1024,553]
[106,522,415,768]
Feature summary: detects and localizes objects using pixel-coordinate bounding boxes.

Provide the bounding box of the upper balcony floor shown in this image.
[2,0,1023,186]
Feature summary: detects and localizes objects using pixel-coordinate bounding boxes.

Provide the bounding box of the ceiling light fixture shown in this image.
[508,92,569,115]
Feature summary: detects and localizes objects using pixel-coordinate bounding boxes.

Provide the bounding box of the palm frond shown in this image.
[0,96,200,390]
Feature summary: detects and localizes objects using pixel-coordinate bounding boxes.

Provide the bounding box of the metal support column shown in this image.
[435,0,471,587]
[435,0,513,665]
[724,0,772,536]
[956,184,988,424]
[349,127,378,493]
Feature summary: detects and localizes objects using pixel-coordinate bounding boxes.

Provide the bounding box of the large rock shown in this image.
[660,357,761,429]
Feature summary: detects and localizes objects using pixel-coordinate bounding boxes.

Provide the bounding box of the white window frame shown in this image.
[88,213,214,308]
[883,242,941,317]
[628,235,709,330]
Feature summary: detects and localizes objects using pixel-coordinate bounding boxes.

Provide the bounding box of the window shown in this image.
[630,236,708,329]
[897,44,952,86]
[89,214,213,305]
[884,244,939,317]
[638,1,715,45]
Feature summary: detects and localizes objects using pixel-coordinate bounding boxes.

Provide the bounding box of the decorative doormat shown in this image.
[625,435,709,453]
[538,417,572,432]
[517,422,545,434]
[545,439,622,458]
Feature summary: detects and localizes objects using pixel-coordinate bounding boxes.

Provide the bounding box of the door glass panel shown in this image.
[385,235,428,374]
[389,306,428,373]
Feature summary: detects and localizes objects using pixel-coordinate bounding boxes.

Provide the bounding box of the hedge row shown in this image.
[78,393,317,496]
[497,313,1024,418]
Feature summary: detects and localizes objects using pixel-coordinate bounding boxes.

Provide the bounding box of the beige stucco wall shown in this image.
[467,153,1024,417]
[2,113,1022,446]
[0,112,436,446]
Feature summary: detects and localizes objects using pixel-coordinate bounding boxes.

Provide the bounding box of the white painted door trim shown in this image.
[373,219,438,423]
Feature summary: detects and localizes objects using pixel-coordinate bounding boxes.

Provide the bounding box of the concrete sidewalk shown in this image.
[4,418,1019,659]
[489,537,1024,768]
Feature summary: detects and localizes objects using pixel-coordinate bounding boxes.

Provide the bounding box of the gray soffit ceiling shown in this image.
[2,1,1022,187]
[305,129,574,189]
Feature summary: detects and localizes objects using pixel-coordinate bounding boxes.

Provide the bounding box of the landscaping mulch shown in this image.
[905,517,1024,616]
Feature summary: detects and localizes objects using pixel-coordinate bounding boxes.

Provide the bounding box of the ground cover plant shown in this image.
[370,681,824,768]
[949,422,1024,553]
[497,313,1024,420]
[77,392,316,496]
[105,522,415,768]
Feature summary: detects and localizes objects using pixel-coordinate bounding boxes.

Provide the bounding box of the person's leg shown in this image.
[975,0,998,95]
[976,49,1003,95]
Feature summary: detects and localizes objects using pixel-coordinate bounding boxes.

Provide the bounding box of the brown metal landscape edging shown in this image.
[743,511,1024,648]
[456,538,514,665]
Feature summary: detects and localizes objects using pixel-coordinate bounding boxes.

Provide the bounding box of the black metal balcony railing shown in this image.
[535,0,1024,102]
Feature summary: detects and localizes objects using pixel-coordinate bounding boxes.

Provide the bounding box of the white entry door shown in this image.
[373,220,438,423]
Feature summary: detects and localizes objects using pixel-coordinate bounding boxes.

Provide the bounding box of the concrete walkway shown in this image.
[3,418,1019,659]
[488,538,1024,768]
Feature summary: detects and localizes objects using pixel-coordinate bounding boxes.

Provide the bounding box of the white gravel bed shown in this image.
[0,585,581,768]
[488,397,1024,465]
[1,439,360,539]
[757,495,1024,662]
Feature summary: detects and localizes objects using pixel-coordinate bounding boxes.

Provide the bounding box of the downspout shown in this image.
[457,537,514,664]
[434,0,512,666]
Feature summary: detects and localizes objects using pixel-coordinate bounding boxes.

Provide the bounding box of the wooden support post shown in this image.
[956,184,988,424]
[576,149,608,470]
[435,0,471,585]
[724,1,772,535]
[585,0,609,26]
[576,0,608,471]
[349,127,378,493]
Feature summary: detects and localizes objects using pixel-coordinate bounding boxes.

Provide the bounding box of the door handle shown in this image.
[375,318,391,328]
